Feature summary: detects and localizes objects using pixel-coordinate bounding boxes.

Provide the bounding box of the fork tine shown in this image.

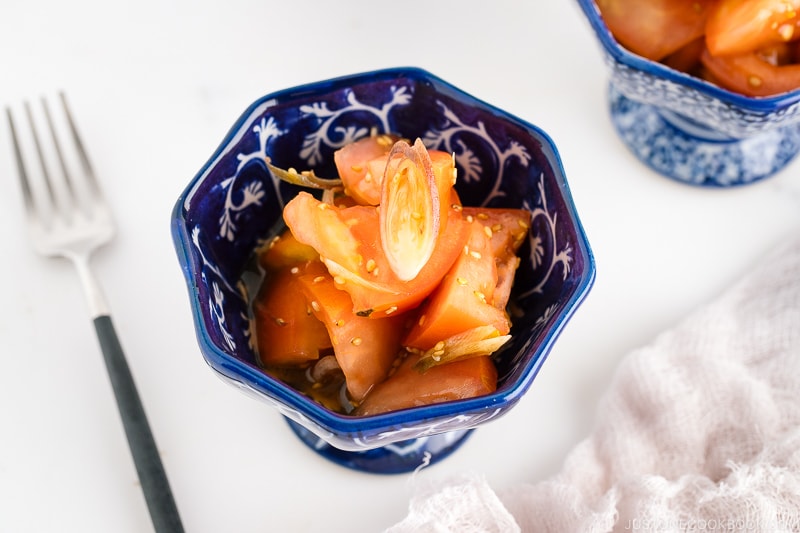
[59,92,103,200]
[42,95,79,212]
[24,100,63,220]
[5,107,37,218]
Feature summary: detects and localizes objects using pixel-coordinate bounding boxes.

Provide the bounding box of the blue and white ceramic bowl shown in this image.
[171,67,595,474]
[577,0,800,187]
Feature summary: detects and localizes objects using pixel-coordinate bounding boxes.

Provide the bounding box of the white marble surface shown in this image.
[1,2,799,532]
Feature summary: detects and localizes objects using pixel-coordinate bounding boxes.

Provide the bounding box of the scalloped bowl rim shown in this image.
[171,66,597,438]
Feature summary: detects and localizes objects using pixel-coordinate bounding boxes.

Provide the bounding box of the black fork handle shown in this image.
[93,315,184,533]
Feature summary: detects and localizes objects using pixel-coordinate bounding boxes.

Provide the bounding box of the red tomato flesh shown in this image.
[252,138,535,416]
[461,207,531,311]
[705,0,800,57]
[595,0,716,61]
[296,265,405,402]
[253,263,332,367]
[334,133,402,206]
[354,353,498,416]
[283,191,470,317]
[701,47,800,96]
[403,218,510,351]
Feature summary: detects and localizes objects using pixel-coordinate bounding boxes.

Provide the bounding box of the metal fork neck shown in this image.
[68,252,110,318]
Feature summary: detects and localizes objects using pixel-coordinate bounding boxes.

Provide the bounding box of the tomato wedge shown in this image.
[701,47,800,96]
[705,0,800,57]
[595,0,716,61]
[354,353,498,416]
[403,219,510,351]
[334,133,402,206]
[295,267,404,402]
[253,262,332,367]
[461,207,531,311]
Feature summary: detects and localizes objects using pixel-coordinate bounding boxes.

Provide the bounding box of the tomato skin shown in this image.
[354,353,498,416]
[701,47,800,96]
[296,267,405,402]
[334,134,401,206]
[401,207,531,351]
[705,0,800,57]
[253,263,332,367]
[403,219,510,351]
[283,191,470,317]
[461,207,530,311]
[461,207,530,262]
[596,0,715,61]
[283,192,363,272]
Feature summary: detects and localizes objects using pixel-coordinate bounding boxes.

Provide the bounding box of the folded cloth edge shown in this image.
[387,234,800,533]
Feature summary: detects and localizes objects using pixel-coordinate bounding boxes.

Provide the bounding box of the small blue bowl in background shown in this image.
[576,0,800,187]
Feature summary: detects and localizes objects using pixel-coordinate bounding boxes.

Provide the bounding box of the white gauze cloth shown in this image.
[387,235,800,533]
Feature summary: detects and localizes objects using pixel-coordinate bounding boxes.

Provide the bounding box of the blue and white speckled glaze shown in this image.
[171,67,595,473]
[577,0,800,187]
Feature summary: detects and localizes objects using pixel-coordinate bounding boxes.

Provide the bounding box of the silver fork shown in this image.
[6,94,184,533]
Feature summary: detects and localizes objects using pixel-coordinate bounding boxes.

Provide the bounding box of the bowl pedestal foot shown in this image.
[285,418,474,474]
[608,85,800,187]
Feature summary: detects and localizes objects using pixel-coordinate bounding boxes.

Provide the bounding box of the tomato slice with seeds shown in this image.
[296,267,405,402]
[705,0,800,57]
[595,0,716,61]
[461,207,531,311]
